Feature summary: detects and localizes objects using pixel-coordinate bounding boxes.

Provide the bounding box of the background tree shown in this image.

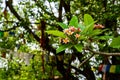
[0,0,120,80]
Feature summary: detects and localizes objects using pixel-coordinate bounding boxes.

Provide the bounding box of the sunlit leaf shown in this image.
[57,22,68,29]
[84,14,94,27]
[98,36,113,40]
[74,44,83,52]
[56,44,73,53]
[69,16,78,28]
[110,36,120,48]
[83,14,95,33]
[82,21,95,34]
[89,29,101,37]
[78,23,85,31]
[46,30,66,38]
[78,35,87,40]
[88,29,108,38]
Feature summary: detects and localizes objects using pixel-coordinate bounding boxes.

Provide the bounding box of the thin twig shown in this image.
[78,53,95,68]
[0,21,40,24]
[0,21,18,24]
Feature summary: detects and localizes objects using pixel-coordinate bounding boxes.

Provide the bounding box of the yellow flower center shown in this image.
[63,38,69,44]
[75,34,80,38]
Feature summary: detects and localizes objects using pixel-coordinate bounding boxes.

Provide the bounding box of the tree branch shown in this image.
[87,47,120,56]
[6,0,23,21]
[78,53,95,68]
[64,63,84,75]
[0,21,18,24]
[58,0,63,22]
[62,0,71,21]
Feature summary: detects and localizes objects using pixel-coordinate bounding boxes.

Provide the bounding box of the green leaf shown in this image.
[56,44,73,53]
[83,14,95,33]
[84,14,94,27]
[57,22,68,29]
[69,16,78,27]
[0,32,4,38]
[88,29,108,37]
[78,23,85,31]
[89,29,101,37]
[74,44,83,52]
[82,21,95,34]
[46,30,66,38]
[78,35,87,40]
[98,36,112,40]
[110,36,120,48]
